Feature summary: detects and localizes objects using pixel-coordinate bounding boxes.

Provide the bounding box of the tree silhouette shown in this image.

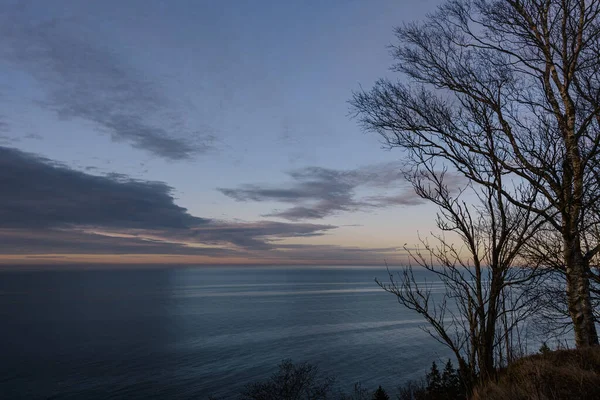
[426,362,442,397]
[371,385,389,400]
[441,360,464,400]
[352,0,600,348]
[239,359,334,400]
[375,159,542,387]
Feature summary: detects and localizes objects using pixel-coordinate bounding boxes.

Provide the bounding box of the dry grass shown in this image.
[472,347,600,400]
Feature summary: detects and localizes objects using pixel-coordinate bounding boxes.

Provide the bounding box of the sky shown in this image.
[0,0,446,267]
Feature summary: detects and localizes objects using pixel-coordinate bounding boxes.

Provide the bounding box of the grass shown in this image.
[472,347,600,400]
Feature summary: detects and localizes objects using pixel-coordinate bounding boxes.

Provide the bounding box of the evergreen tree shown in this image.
[425,361,442,396]
[539,342,551,355]
[371,385,389,400]
[441,359,464,399]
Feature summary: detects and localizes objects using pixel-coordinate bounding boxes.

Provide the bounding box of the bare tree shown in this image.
[240,359,335,400]
[351,0,600,348]
[377,159,543,390]
[524,218,600,340]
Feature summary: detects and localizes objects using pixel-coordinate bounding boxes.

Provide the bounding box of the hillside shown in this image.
[472,347,600,400]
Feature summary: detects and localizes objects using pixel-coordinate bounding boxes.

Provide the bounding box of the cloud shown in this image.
[0,146,208,230]
[0,223,343,258]
[0,146,408,264]
[269,243,406,263]
[0,227,409,265]
[24,133,43,140]
[0,146,336,256]
[186,220,336,250]
[219,163,426,220]
[0,6,211,160]
[0,228,235,256]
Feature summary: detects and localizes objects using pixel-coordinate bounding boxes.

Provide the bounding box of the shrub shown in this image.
[239,359,335,400]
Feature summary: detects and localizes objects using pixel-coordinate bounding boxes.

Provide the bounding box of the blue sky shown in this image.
[0,0,445,266]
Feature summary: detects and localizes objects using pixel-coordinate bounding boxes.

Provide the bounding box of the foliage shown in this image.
[538,342,551,356]
[425,362,442,396]
[228,359,467,400]
[397,360,465,400]
[371,385,389,400]
[239,359,335,400]
[440,360,464,400]
[338,382,370,400]
[396,379,427,400]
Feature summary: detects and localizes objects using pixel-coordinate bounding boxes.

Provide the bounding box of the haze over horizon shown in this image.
[0,0,445,267]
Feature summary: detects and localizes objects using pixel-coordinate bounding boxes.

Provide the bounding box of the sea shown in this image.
[0,266,454,399]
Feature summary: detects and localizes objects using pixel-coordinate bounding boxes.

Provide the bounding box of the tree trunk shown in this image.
[479,281,499,381]
[477,335,495,382]
[565,237,599,347]
[456,356,475,395]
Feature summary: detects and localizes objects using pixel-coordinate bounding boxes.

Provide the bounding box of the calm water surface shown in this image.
[0,267,451,399]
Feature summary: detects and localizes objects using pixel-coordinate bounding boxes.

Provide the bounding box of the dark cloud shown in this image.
[0,7,211,160]
[219,163,426,220]
[0,146,207,229]
[188,220,335,250]
[0,146,336,255]
[0,228,235,257]
[271,206,334,220]
[0,223,341,257]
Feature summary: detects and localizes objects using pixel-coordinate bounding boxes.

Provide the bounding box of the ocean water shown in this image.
[0,266,452,399]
